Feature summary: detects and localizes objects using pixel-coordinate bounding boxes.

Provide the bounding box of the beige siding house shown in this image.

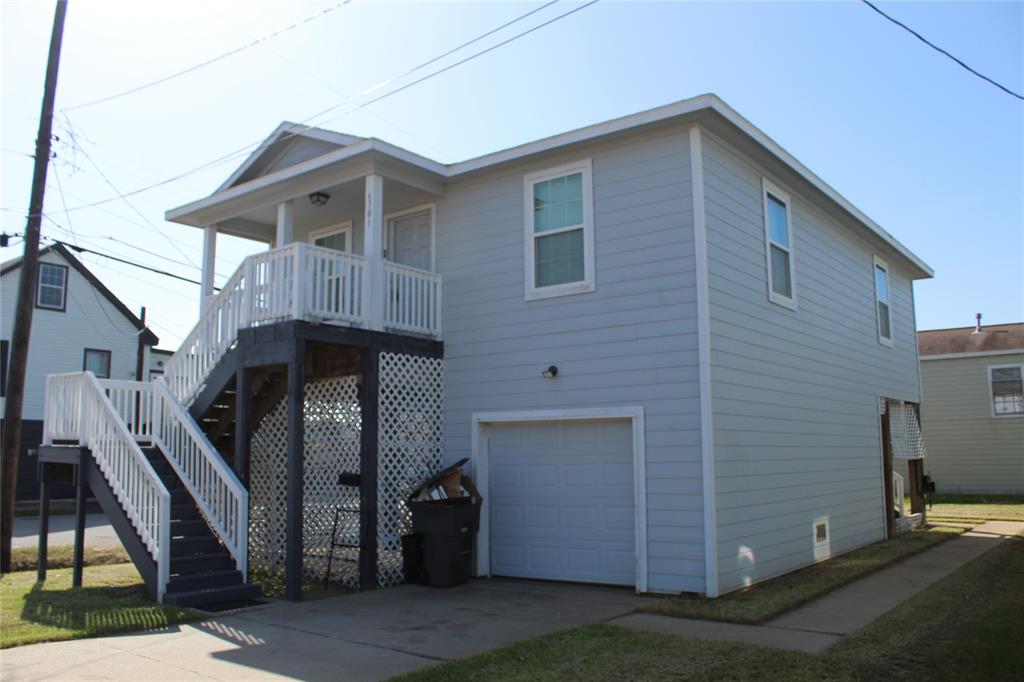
[914,322,1024,494]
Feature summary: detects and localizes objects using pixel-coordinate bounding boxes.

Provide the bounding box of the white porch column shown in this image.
[276,200,295,247]
[364,174,386,331]
[200,225,217,312]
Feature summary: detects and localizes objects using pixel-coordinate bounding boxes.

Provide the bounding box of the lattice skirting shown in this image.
[248,352,444,590]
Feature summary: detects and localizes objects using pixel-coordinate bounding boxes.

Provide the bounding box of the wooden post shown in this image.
[284,338,306,601]
[358,347,379,591]
[201,226,217,312]
[909,402,926,522]
[37,463,51,582]
[364,175,386,331]
[234,368,251,487]
[72,450,87,587]
[276,201,294,247]
[880,402,896,539]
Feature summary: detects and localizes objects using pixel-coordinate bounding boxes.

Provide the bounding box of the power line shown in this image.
[54,1,598,214]
[62,1,354,112]
[861,0,1024,101]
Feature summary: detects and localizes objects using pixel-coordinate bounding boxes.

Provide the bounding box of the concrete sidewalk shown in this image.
[1,577,651,681]
[613,520,1023,653]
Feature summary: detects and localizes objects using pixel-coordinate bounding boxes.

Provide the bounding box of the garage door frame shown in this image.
[470,406,648,593]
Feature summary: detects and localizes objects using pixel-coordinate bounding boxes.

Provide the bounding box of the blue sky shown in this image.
[2,0,1021,347]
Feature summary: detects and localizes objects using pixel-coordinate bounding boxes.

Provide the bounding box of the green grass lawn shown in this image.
[919,493,1024,523]
[638,525,963,623]
[396,533,1024,682]
[0,563,200,649]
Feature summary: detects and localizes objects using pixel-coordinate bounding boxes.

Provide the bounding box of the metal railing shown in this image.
[43,372,171,600]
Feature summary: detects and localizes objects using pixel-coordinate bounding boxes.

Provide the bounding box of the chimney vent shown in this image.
[973,313,983,334]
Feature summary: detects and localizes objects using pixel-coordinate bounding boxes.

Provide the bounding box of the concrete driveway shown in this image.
[13,514,122,549]
[1,578,651,681]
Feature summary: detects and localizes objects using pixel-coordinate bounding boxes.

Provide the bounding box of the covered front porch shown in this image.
[165,132,447,344]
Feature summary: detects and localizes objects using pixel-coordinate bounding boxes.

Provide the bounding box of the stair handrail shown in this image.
[46,372,172,600]
[151,376,248,577]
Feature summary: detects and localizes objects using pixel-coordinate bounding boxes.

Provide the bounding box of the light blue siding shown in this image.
[437,126,705,594]
[701,130,922,594]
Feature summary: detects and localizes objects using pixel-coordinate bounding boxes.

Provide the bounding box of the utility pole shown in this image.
[1,0,69,574]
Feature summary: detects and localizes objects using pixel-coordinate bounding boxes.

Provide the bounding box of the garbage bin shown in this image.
[403,459,482,588]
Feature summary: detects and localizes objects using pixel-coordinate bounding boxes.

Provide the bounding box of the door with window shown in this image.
[309,224,352,316]
[387,209,433,271]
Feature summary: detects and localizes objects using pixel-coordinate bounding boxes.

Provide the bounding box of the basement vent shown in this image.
[813,515,831,561]
[815,522,828,543]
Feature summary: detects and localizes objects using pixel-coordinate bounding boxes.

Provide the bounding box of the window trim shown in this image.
[83,348,112,379]
[873,255,894,348]
[308,221,353,253]
[385,203,437,272]
[36,262,68,312]
[523,159,595,301]
[761,178,797,311]
[988,363,1024,419]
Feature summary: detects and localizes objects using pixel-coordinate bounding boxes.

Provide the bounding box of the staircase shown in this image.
[143,448,259,606]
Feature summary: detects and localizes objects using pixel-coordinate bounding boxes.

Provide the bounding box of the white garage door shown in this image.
[488,419,635,586]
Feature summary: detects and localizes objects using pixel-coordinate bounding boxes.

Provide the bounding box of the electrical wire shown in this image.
[52,0,598,214]
[861,0,1023,101]
[61,0,354,112]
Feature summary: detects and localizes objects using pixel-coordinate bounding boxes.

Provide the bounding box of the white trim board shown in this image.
[920,349,1024,361]
[689,127,719,599]
[469,406,648,594]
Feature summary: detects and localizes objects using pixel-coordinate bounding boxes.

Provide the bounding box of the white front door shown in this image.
[387,209,433,271]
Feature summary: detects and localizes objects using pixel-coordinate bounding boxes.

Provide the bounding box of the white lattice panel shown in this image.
[888,400,927,460]
[249,375,362,588]
[377,352,445,587]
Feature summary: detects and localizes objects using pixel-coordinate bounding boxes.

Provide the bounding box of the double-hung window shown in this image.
[83,349,111,379]
[524,160,594,300]
[762,180,796,309]
[989,364,1024,417]
[37,262,68,311]
[873,256,893,346]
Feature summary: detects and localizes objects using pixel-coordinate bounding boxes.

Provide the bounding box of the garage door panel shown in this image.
[489,420,635,587]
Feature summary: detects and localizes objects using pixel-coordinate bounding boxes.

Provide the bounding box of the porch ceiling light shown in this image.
[308,191,330,207]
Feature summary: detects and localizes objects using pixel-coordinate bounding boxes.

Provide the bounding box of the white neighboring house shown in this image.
[147,347,175,381]
[1,243,159,499]
[913,320,1024,494]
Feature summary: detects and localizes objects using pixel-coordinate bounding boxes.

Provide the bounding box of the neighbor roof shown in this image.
[918,322,1024,357]
[1,243,160,346]
[167,93,933,278]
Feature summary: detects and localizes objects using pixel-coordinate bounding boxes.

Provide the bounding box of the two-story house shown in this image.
[37,94,932,607]
[2,243,159,500]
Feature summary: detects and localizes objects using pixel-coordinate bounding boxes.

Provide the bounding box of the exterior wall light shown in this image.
[542,365,558,378]
[309,191,330,206]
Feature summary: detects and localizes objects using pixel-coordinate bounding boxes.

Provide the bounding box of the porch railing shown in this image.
[893,471,906,518]
[164,242,441,405]
[43,372,171,600]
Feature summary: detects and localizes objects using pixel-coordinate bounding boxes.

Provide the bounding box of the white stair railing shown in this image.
[151,377,248,577]
[100,379,154,442]
[44,372,171,600]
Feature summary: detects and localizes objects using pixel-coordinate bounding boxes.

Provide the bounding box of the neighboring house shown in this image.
[913,320,1024,494]
[38,94,932,607]
[147,347,174,381]
[1,243,159,500]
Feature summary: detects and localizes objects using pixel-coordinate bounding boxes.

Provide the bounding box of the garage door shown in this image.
[488,419,635,586]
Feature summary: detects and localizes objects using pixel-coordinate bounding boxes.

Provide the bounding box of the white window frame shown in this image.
[523,159,595,301]
[873,255,894,348]
[308,221,352,252]
[385,203,436,272]
[988,363,1024,419]
[761,178,797,310]
[36,262,68,311]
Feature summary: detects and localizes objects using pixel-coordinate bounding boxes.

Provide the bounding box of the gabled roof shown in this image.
[217,122,364,191]
[918,322,1024,357]
[1,243,160,346]
[169,94,933,279]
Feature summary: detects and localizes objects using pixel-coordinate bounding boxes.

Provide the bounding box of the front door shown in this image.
[387,209,432,271]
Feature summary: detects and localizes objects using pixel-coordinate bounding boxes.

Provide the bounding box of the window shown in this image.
[524,160,594,300]
[36,262,68,311]
[310,223,350,252]
[873,256,893,346]
[989,364,1024,417]
[762,180,796,309]
[83,349,111,378]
